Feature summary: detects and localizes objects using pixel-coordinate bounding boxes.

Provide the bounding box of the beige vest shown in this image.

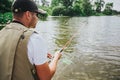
[0,23,38,80]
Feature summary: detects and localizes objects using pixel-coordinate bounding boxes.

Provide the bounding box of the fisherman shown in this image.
[0,0,62,80]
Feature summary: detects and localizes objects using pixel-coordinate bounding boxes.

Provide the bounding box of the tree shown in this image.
[51,0,75,8]
[82,0,92,16]
[0,0,12,13]
[60,0,74,8]
[94,0,105,13]
[51,0,75,16]
[103,3,113,15]
[51,0,60,7]
[41,0,49,6]
[73,0,82,16]
[51,0,93,16]
[73,0,93,16]
[52,6,65,16]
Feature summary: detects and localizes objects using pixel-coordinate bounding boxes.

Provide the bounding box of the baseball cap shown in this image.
[12,0,46,15]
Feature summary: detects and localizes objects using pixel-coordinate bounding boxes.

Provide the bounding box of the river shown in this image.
[36,16,120,80]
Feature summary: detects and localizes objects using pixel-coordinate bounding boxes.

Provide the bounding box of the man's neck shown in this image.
[13,19,29,28]
[12,20,25,26]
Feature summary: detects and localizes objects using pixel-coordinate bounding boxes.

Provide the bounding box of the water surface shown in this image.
[36,16,120,80]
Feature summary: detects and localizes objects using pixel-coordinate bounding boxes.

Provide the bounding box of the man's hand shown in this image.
[47,53,53,59]
[54,51,62,60]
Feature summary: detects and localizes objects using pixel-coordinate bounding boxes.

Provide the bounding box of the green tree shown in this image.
[60,0,74,8]
[103,3,113,15]
[0,0,12,13]
[0,0,12,25]
[51,0,93,16]
[41,0,49,6]
[82,0,92,16]
[52,6,65,16]
[51,0,60,7]
[73,0,93,16]
[51,0,75,16]
[51,0,75,8]
[73,0,82,16]
[94,0,105,13]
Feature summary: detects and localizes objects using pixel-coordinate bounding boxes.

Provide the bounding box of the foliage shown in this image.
[0,0,119,23]
[60,0,74,8]
[51,0,93,16]
[94,0,105,13]
[52,6,65,16]
[0,12,12,24]
[0,0,12,13]
[63,7,75,16]
[37,6,50,20]
[39,6,52,15]
[51,0,76,16]
[112,10,120,15]
[94,12,105,16]
[72,0,82,16]
[81,0,93,16]
[0,12,12,30]
[0,25,4,30]
[52,6,78,16]
[51,0,120,16]
[38,12,48,21]
[103,3,113,15]
[51,0,60,7]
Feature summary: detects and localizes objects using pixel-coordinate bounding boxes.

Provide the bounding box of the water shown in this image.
[36,16,120,80]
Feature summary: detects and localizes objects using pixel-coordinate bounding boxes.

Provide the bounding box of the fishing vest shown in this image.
[0,23,38,80]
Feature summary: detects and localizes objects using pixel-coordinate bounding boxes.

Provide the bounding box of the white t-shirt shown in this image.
[27,31,48,65]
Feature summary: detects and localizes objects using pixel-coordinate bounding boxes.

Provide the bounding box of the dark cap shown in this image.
[12,0,46,15]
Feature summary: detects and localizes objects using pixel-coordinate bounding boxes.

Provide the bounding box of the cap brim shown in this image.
[36,9,47,15]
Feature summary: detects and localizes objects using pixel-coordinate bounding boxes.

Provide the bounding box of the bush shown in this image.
[38,13,48,21]
[39,6,52,15]
[52,6,65,16]
[73,4,82,16]
[0,13,3,24]
[103,9,112,15]
[95,12,105,16]
[0,25,4,30]
[0,12,12,30]
[64,7,78,16]
[0,12,12,24]
[0,0,12,13]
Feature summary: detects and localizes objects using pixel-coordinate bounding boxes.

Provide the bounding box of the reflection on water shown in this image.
[36,16,120,80]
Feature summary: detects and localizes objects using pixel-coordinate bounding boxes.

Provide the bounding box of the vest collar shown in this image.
[6,21,38,34]
[12,20,25,26]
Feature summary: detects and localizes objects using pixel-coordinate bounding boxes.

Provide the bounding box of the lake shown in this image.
[36,16,120,80]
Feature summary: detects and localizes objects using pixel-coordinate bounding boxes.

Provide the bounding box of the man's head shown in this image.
[12,0,46,28]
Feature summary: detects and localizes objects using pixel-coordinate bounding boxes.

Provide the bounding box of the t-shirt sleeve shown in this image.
[27,33,48,65]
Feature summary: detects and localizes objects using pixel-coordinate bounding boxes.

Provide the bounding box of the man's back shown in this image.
[0,23,35,80]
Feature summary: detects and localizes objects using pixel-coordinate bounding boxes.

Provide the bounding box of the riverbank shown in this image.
[0,24,6,30]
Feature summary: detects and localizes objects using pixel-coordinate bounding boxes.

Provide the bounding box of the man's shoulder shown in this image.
[30,31,42,39]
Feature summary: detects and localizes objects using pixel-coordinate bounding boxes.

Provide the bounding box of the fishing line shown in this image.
[59,21,87,54]
[59,30,78,53]
[58,21,87,66]
[48,30,78,63]
[53,21,87,65]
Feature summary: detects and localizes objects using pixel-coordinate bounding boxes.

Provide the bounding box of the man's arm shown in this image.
[35,52,62,80]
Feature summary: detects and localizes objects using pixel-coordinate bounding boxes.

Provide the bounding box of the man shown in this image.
[0,0,62,80]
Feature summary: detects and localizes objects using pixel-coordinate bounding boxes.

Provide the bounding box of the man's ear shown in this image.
[25,11,32,21]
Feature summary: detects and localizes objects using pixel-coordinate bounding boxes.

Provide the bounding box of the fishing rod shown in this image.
[48,31,78,62]
[48,22,86,62]
[58,32,78,54]
[58,21,86,54]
